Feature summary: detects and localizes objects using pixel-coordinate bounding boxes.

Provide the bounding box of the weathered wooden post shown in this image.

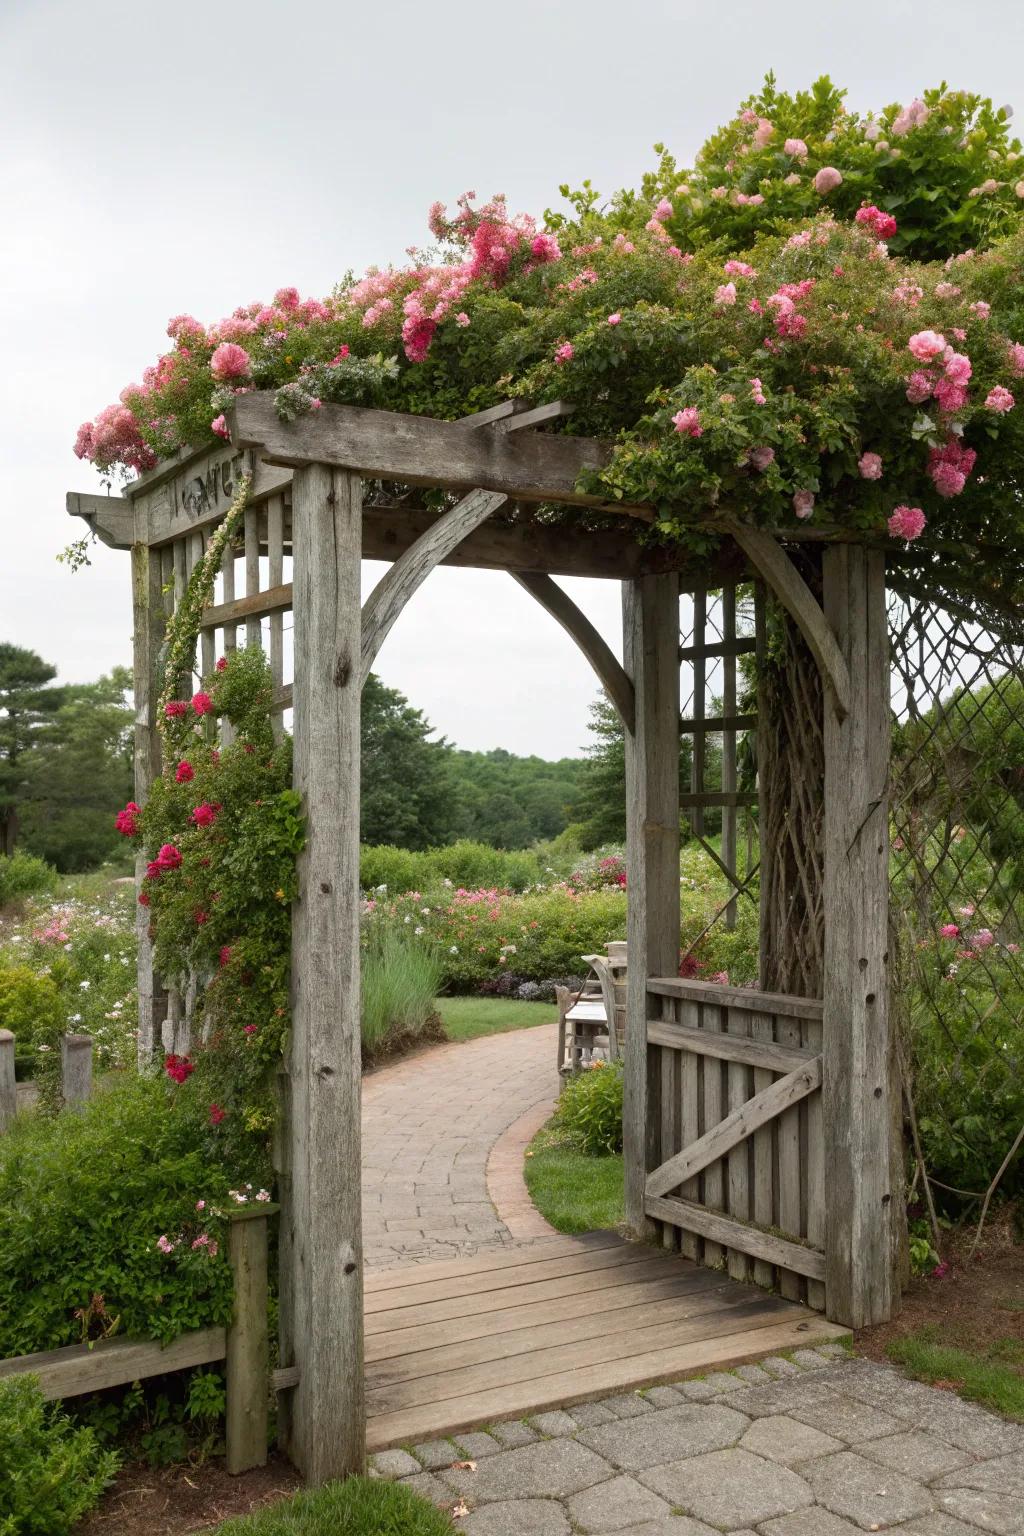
[61,1034,92,1107]
[225,1203,276,1474]
[0,1030,16,1132]
[623,573,681,1241]
[281,463,365,1482]
[822,544,896,1327]
[132,534,167,1069]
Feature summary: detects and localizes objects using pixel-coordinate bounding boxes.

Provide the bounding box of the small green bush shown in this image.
[0,852,57,909]
[0,1375,119,1536]
[0,966,64,1043]
[359,839,545,895]
[554,1060,624,1156]
[213,1476,455,1534]
[0,1074,239,1357]
[361,928,441,1059]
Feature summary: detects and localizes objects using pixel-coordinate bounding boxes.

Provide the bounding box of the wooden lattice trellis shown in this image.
[68,395,902,1481]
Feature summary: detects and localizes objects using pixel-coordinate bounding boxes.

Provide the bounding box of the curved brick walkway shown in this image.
[361,1022,558,1270]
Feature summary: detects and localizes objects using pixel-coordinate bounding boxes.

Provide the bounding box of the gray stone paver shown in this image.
[642,1385,685,1408]
[362,1022,556,1268]
[439,1438,614,1502]
[410,1437,459,1469]
[802,1448,935,1526]
[456,1430,503,1458]
[790,1392,907,1443]
[935,1448,1024,1492]
[566,1474,672,1532]
[759,1509,863,1535]
[860,1428,976,1481]
[602,1522,718,1536]
[569,1400,619,1428]
[597,1391,656,1418]
[369,1447,421,1478]
[489,1419,538,1448]
[640,1446,814,1527]
[901,1516,1004,1535]
[739,1412,844,1464]
[460,1499,571,1535]
[577,1401,748,1471]
[934,1488,1024,1534]
[529,1409,579,1438]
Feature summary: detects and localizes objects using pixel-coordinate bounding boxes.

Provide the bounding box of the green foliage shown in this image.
[360,838,546,895]
[441,748,589,849]
[212,1477,456,1535]
[0,1376,120,1536]
[360,927,442,1060]
[0,966,63,1083]
[887,1328,1024,1421]
[0,1073,240,1357]
[0,644,64,859]
[17,670,134,873]
[524,1131,625,1234]
[553,1060,624,1155]
[0,851,57,907]
[360,673,453,849]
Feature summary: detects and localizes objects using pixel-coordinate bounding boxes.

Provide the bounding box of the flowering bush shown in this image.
[72,78,1024,608]
[553,1059,625,1156]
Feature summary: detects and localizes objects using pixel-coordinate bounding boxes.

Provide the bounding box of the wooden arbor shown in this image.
[68,393,898,1482]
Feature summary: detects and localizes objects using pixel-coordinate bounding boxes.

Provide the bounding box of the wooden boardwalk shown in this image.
[364,1230,847,1450]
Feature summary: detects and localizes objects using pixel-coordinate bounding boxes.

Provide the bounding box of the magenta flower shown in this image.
[191,802,219,828]
[607,313,622,326]
[750,377,766,405]
[652,197,674,222]
[175,761,194,784]
[888,505,927,541]
[905,372,934,405]
[671,407,702,438]
[156,843,182,871]
[115,801,142,837]
[209,342,251,382]
[164,700,188,719]
[970,928,996,949]
[940,923,961,939]
[530,232,562,263]
[191,691,213,716]
[944,350,972,386]
[858,452,883,480]
[554,342,574,364]
[855,204,898,239]
[985,386,1015,413]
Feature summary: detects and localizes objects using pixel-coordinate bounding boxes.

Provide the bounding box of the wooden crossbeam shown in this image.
[679,791,757,809]
[202,582,293,628]
[361,489,507,685]
[646,1018,816,1075]
[647,978,824,1019]
[512,572,635,732]
[679,714,755,734]
[227,394,654,519]
[646,1057,822,1198]
[0,1329,226,1400]
[643,1195,826,1282]
[679,637,757,661]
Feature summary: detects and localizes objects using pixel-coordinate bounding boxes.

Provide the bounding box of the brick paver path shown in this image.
[361,1022,557,1270]
[372,1349,1024,1534]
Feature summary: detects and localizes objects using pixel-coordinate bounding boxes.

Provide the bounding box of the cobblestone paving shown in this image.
[361,1022,557,1269]
[370,1347,1024,1535]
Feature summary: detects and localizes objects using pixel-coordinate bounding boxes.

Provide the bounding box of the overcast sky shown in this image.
[2,0,1020,757]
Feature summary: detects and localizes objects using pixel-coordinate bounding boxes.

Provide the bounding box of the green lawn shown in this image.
[524,1125,625,1233]
[887,1328,1024,1421]
[436,995,553,1042]
[213,1478,453,1534]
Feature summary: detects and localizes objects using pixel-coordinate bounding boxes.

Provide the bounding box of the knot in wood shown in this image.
[333,654,351,688]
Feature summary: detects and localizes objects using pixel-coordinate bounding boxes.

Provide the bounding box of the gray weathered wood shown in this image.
[726,1007,751,1282]
[61,1034,92,1107]
[726,522,851,721]
[804,1014,826,1312]
[65,491,134,549]
[267,496,286,737]
[822,544,895,1328]
[645,1017,815,1075]
[287,464,365,1482]
[679,791,758,808]
[361,489,506,686]
[699,1004,725,1268]
[0,1030,15,1132]
[679,637,757,662]
[690,590,706,841]
[644,1195,826,1282]
[722,587,739,930]
[677,999,701,1260]
[245,507,262,650]
[648,978,823,1019]
[749,1011,777,1289]
[678,714,756,735]
[513,572,635,732]
[202,583,293,630]
[623,574,680,1240]
[225,1208,271,1474]
[0,1328,227,1399]
[130,536,166,1068]
[646,1052,822,1199]
[227,394,653,517]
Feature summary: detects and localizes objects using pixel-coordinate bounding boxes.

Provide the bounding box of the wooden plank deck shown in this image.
[364,1231,848,1450]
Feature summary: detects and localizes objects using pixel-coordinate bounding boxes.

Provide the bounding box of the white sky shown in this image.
[2,0,1021,757]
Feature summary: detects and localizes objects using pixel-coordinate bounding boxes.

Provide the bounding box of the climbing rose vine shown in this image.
[74,76,1024,605]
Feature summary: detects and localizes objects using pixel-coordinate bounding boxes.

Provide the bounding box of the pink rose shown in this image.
[554,342,574,364]
[888,505,926,541]
[714,282,737,306]
[784,138,808,159]
[747,445,775,471]
[908,330,946,362]
[209,342,251,382]
[672,407,702,438]
[607,313,622,326]
[985,386,1015,413]
[211,414,230,441]
[793,490,815,519]
[858,452,883,480]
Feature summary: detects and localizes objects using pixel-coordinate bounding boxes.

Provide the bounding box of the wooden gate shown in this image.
[644,977,825,1312]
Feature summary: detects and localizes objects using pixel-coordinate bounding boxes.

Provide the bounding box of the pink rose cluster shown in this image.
[855,204,898,240]
[672,406,702,438]
[115,801,142,837]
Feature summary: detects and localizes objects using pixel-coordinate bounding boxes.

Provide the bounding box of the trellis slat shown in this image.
[267,496,286,736]
[699,1002,725,1268]
[678,999,701,1260]
[245,506,262,649]
[750,1010,777,1290]
[643,1196,826,1282]
[776,1009,805,1302]
[645,1018,814,1075]
[725,1006,752,1281]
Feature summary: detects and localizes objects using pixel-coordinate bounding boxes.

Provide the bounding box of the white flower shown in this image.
[420,907,430,915]
[80,980,90,990]
[449,945,459,954]
[403,915,411,924]
[10,935,21,944]
[414,925,425,936]
[256,1189,271,1202]
[69,1013,82,1024]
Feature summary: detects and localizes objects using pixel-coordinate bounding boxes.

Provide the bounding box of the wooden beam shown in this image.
[227,394,653,518]
[644,1195,826,1282]
[0,1329,226,1400]
[623,574,681,1240]
[512,572,635,732]
[130,535,167,1068]
[202,582,294,629]
[725,522,852,721]
[679,637,756,662]
[287,465,365,1482]
[66,491,134,549]
[361,489,506,686]
[496,401,576,434]
[822,544,896,1328]
[647,978,824,1020]
[646,1057,822,1197]
[646,1018,816,1075]
[678,714,755,735]
[679,791,757,809]
[0,1030,15,1132]
[225,1208,271,1475]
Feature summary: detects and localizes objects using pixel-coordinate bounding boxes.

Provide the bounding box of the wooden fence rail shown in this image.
[0,1029,94,1127]
[0,1205,279,1475]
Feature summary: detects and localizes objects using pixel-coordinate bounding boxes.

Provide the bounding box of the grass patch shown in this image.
[887,1327,1024,1421]
[213,1477,454,1534]
[436,996,553,1042]
[524,1125,624,1234]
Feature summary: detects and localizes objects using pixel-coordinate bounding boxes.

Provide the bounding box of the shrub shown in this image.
[360,928,442,1060]
[359,839,545,895]
[0,966,63,1042]
[0,1375,119,1536]
[554,1060,624,1156]
[0,1074,242,1357]
[0,852,57,909]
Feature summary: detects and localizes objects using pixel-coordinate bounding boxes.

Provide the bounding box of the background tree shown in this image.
[18,669,134,872]
[572,694,699,849]
[0,644,65,856]
[360,674,453,849]
[442,748,588,848]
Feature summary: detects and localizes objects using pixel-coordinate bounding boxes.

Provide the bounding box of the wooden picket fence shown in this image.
[0,1204,281,1474]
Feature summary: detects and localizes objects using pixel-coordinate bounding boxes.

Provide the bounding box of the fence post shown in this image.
[0,1030,16,1132]
[225,1204,275,1474]
[61,1034,93,1107]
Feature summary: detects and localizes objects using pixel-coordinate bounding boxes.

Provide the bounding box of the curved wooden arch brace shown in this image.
[725,522,852,722]
[512,571,636,734]
[360,488,507,687]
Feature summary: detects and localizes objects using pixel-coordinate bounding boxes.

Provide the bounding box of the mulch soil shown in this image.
[79,1454,301,1536]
